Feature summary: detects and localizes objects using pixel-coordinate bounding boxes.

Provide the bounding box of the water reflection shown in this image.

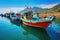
[46,22,60,40]
[0,17,60,40]
[8,17,50,40]
[9,16,60,40]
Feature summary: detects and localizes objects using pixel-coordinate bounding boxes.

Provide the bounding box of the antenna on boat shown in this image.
[25,0,32,17]
[25,0,29,8]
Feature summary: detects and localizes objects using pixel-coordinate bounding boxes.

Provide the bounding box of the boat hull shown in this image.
[22,21,52,28]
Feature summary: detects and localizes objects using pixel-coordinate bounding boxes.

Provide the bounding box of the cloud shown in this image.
[31,3,59,9]
[39,3,58,9]
[0,7,25,14]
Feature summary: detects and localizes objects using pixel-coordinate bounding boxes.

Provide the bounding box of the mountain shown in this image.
[30,7,43,12]
[53,3,60,10]
[51,3,60,12]
[20,7,44,14]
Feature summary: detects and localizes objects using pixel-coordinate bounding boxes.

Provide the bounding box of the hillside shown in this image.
[52,3,60,12]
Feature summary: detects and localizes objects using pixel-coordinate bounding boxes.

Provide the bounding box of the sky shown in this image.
[0,0,60,13]
[0,0,60,7]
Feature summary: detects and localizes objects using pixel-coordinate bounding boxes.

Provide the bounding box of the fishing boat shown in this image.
[10,12,21,22]
[5,13,10,17]
[21,11,55,28]
[0,14,5,17]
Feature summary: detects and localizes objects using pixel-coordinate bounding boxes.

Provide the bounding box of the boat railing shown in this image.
[22,15,54,22]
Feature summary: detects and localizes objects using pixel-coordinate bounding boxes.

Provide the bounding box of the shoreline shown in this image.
[39,12,60,17]
[38,12,60,25]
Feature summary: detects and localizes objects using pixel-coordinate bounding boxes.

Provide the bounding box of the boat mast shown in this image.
[25,0,29,10]
[25,0,31,17]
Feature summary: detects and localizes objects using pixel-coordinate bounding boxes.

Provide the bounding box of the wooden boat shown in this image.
[20,6,55,28]
[10,13,21,22]
[21,14,55,28]
[5,13,10,17]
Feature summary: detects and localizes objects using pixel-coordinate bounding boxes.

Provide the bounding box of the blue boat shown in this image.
[10,13,21,22]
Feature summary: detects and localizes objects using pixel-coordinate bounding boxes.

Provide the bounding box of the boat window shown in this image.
[12,16,16,17]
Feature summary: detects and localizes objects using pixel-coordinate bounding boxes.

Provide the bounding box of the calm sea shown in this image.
[0,16,60,40]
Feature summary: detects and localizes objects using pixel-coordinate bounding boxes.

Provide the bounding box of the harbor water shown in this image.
[0,16,60,40]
